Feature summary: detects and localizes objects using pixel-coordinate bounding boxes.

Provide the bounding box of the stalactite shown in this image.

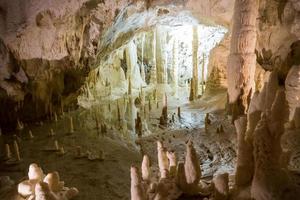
[192,26,199,99]
[227,0,259,119]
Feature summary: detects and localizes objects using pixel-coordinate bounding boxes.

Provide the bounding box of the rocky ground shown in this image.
[0,89,237,200]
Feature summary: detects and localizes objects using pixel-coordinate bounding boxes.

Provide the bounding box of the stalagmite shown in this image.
[54,112,58,123]
[141,155,150,182]
[205,113,211,125]
[172,39,179,97]
[141,33,146,82]
[5,144,12,160]
[35,181,59,200]
[29,130,34,139]
[128,76,132,95]
[130,166,147,200]
[234,116,253,188]
[17,119,24,131]
[159,94,168,126]
[150,29,157,85]
[54,140,59,151]
[28,163,44,181]
[189,78,195,101]
[43,172,64,192]
[13,140,21,161]
[184,140,201,187]
[157,141,169,178]
[75,146,83,158]
[18,164,78,199]
[135,112,143,137]
[285,65,300,122]
[156,26,167,84]
[167,151,177,177]
[212,173,229,200]
[49,129,55,137]
[176,162,187,191]
[69,117,74,133]
[227,0,259,119]
[201,53,205,95]
[192,26,199,99]
[251,88,298,200]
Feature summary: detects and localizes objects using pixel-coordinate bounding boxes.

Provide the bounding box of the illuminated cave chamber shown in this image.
[78,10,227,137]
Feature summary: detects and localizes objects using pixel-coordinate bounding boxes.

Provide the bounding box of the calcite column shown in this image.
[141,33,146,82]
[227,0,259,119]
[150,29,157,84]
[172,39,178,96]
[192,26,199,99]
[156,26,167,84]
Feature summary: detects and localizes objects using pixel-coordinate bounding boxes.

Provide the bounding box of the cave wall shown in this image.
[0,0,131,131]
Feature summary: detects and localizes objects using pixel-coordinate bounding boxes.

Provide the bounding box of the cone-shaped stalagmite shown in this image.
[13,140,21,161]
[157,141,169,178]
[141,155,150,182]
[212,173,229,200]
[130,166,147,200]
[185,140,201,186]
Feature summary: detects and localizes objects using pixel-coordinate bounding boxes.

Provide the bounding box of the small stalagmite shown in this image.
[135,112,143,137]
[35,182,59,200]
[189,78,195,102]
[75,146,84,158]
[29,130,34,139]
[130,166,147,200]
[54,112,58,123]
[205,113,211,125]
[157,141,169,178]
[49,129,55,137]
[141,155,150,182]
[177,107,181,118]
[28,163,44,181]
[13,140,21,161]
[212,173,229,200]
[54,140,59,151]
[17,119,24,131]
[159,95,168,126]
[58,146,65,156]
[69,117,74,133]
[176,162,187,191]
[5,143,12,160]
[43,172,64,192]
[167,151,177,177]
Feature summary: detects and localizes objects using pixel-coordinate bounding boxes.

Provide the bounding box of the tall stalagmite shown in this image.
[227,0,259,119]
[192,26,199,99]
[156,26,167,84]
[172,39,179,97]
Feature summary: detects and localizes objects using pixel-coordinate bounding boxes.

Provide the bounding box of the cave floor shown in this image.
[0,89,237,200]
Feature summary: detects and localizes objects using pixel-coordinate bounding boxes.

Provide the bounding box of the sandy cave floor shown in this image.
[0,89,238,200]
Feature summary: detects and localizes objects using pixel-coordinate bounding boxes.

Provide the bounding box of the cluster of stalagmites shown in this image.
[18,164,79,200]
[130,140,229,200]
[233,65,300,200]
